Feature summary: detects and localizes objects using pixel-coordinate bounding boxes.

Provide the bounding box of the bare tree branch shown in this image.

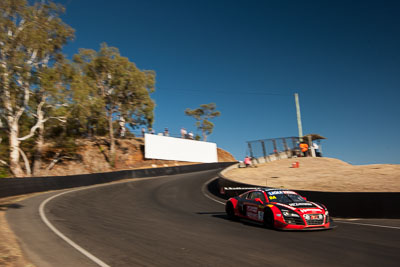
[46,152,62,171]
[18,147,31,176]
[18,100,45,141]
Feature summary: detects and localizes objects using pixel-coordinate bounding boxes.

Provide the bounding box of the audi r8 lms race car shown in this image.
[225,188,334,230]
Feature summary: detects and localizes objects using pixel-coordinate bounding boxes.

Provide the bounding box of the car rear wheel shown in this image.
[226,202,237,220]
[263,208,274,229]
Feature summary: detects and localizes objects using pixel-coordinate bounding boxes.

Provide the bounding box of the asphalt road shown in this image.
[7,169,400,266]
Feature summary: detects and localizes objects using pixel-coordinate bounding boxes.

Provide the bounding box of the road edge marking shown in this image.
[38,175,171,266]
[334,220,400,230]
[201,176,226,205]
[39,188,111,267]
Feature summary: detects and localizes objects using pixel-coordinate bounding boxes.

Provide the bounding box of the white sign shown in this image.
[144,134,218,163]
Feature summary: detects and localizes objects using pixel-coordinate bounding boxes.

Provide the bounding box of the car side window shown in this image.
[248,191,265,202]
[253,191,265,202]
[257,192,266,203]
[241,193,249,199]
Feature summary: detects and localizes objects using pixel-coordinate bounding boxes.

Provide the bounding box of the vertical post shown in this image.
[247,142,254,158]
[291,137,298,157]
[308,135,316,157]
[261,140,267,159]
[295,93,303,142]
[282,138,289,158]
[272,139,279,159]
[282,138,289,151]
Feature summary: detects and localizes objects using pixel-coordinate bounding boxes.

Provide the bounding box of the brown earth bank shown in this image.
[16,137,236,177]
[225,157,400,192]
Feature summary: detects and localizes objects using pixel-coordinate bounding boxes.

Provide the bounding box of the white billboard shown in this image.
[144,134,218,163]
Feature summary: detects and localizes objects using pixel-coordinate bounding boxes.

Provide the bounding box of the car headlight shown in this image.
[281,209,300,217]
[303,214,310,220]
[325,210,329,216]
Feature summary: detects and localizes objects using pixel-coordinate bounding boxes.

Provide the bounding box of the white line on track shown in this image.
[39,176,169,267]
[201,176,226,205]
[334,220,400,230]
[39,188,111,267]
[201,177,400,230]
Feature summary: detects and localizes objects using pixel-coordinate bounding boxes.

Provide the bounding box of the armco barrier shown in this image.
[214,174,400,219]
[0,162,236,198]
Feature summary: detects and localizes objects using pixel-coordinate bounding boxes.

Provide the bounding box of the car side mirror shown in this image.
[302,196,307,201]
[254,198,264,204]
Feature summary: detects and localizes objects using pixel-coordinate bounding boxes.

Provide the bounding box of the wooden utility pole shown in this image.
[294,93,303,141]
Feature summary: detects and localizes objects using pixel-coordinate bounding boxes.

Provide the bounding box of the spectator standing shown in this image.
[181,127,187,138]
[188,131,194,139]
[244,156,251,167]
[141,127,146,137]
[150,128,155,135]
[299,142,309,157]
[164,128,169,136]
[313,142,320,157]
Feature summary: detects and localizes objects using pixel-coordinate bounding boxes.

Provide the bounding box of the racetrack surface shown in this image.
[7,170,400,266]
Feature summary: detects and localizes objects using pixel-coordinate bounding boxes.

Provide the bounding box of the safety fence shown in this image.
[246,137,301,164]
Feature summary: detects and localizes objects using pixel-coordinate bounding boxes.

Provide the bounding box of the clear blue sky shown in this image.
[57,0,400,165]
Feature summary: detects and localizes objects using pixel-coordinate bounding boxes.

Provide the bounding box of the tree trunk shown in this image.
[33,123,44,175]
[108,111,115,167]
[9,122,24,177]
[202,131,207,142]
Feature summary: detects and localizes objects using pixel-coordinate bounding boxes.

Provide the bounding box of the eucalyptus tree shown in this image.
[0,0,74,176]
[74,44,155,166]
[31,60,74,175]
[185,103,221,141]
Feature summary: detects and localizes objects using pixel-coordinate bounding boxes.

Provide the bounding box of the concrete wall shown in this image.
[0,162,236,198]
[145,134,218,163]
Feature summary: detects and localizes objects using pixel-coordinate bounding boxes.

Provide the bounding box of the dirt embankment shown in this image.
[34,138,236,177]
[225,157,400,192]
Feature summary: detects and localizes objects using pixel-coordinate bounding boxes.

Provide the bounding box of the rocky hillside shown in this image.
[36,137,236,177]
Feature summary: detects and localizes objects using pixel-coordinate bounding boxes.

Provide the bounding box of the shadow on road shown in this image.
[0,203,24,211]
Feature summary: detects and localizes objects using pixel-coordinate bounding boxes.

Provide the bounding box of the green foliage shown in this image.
[0,0,74,176]
[73,43,156,131]
[0,166,10,178]
[185,103,221,141]
[0,1,156,175]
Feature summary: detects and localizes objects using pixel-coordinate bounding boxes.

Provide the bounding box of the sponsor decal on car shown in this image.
[246,206,258,213]
[299,208,322,213]
[310,202,323,209]
[283,191,297,195]
[267,190,297,195]
[275,203,297,211]
[289,203,313,207]
[267,191,283,195]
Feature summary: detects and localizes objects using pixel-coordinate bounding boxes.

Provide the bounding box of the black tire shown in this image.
[225,202,237,220]
[263,208,274,229]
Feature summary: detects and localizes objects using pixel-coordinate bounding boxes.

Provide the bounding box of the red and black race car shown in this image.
[225,188,334,230]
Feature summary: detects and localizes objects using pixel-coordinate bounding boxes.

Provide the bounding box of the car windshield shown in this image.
[266,190,305,204]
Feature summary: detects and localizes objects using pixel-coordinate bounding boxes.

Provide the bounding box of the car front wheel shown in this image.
[263,208,274,229]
